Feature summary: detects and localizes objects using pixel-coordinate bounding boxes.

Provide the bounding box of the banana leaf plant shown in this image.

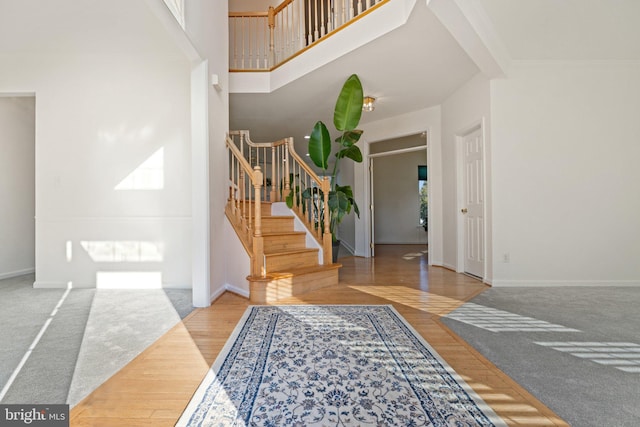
[287,74,364,242]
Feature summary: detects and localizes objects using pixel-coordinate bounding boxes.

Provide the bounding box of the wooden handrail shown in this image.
[229,11,269,18]
[229,0,392,72]
[227,130,334,265]
[226,135,261,185]
[273,0,295,15]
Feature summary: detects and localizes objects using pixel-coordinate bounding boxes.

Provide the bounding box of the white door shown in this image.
[369,158,375,257]
[462,128,484,278]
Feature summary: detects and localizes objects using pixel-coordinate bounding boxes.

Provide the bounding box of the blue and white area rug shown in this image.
[177,305,506,426]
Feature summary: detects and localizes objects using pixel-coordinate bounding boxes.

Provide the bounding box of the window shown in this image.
[418,166,427,231]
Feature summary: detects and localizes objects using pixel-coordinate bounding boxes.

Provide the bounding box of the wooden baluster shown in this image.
[287,5,292,58]
[295,0,301,50]
[240,18,245,69]
[314,0,319,41]
[270,146,277,202]
[239,172,245,227]
[268,6,275,67]
[284,142,291,199]
[320,0,326,37]
[357,0,363,15]
[232,19,238,68]
[235,158,240,216]
[307,0,313,45]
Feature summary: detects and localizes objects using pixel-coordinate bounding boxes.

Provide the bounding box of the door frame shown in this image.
[456,119,487,280]
[366,135,429,258]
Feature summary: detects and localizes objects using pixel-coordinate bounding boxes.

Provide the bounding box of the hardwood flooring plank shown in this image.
[70,244,567,426]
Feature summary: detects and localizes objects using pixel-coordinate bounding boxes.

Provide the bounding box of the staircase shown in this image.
[226,131,340,303]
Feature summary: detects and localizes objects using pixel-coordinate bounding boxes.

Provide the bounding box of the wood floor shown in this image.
[70,245,568,426]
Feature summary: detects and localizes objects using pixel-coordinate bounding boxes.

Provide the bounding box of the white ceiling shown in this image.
[231,0,640,151]
[230,0,480,149]
[2,0,638,153]
[478,0,640,60]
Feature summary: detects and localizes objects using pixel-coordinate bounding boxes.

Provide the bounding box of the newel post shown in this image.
[252,166,265,277]
[322,176,332,264]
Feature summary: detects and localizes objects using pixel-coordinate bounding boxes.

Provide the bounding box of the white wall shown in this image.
[491,61,640,286]
[372,151,428,244]
[0,53,192,289]
[0,97,35,279]
[441,73,492,277]
[355,106,442,262]
[184,0,231,302]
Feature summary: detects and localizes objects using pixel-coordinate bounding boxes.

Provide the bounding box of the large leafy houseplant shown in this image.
[288,74,364,244]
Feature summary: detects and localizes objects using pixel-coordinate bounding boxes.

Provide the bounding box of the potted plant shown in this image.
[292,74,365,262]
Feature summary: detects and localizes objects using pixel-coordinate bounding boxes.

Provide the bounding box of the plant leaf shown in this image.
[336,130,363,147]
[336,145,363,162]
[308,121,331,170]
[333,74,363,132]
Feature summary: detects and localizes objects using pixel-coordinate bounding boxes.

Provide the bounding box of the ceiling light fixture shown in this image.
[363,96,376,112]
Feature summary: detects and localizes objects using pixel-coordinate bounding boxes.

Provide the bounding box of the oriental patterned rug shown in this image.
[177,305,506,426]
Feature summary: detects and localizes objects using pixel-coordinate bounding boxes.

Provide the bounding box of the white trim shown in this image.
[211,284,251,303]
[368,145,427,158]
[492,280,640,287]
[191,60,211,308]
[455,119,487,279]
[225,283,250,299]
[365,131,429,258]
[443,262,457,271]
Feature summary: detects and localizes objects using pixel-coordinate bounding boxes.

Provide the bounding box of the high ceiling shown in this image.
[230,0,480,149]
[230,0,640,151]
[478,0,640,60]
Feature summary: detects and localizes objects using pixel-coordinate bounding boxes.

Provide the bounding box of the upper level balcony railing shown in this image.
[230,0,390,71]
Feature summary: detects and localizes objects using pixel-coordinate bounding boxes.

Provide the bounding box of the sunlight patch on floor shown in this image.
[446,303,580,332]
[535,341,640,373]
[348,285,466,316]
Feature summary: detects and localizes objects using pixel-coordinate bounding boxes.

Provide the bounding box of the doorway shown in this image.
[368,133,428,257]
[0,95,35,281]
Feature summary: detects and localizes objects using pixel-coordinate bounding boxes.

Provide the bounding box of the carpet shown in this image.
[177,305,505,426]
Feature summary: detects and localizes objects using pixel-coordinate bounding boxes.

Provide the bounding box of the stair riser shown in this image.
[265,251,318,271]
[250,268,339,303]
[263,234,307,252]
[260,218,294,233]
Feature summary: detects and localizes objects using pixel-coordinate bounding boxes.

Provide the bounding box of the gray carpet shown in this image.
[441,287,640,427]
[0,274,194,406]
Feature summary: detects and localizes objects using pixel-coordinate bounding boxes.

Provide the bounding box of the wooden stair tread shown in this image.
[264,247,318,256]
[250,263,341,280]
[262,231,306,236]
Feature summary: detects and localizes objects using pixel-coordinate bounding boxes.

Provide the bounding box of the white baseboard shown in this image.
[225,283,250,298]
[0,268,35,280]
[211,283,250,303]
[442,262,457,271]
[491,279,640,287]
[210,286,226,303]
